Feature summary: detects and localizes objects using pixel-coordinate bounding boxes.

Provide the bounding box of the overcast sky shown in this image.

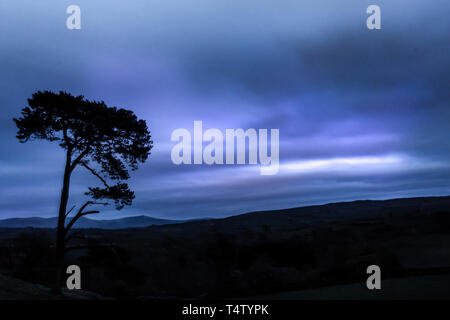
[0,0,449,220]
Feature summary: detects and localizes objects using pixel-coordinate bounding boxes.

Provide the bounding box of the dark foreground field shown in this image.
[1,196,450,299]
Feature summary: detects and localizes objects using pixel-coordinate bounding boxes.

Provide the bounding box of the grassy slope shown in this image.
[249,274,450,300]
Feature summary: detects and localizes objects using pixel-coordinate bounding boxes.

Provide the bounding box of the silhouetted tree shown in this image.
[14,91,153,292]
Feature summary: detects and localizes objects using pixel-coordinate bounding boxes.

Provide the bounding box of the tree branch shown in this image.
[64,200,107,235]
[81,210,100,215]
[80,162,109,188]
[70,147,91,172]
[65,201,95,234]
[65,205,76,217]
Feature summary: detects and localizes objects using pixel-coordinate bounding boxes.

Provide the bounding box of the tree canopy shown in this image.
[14,90,153,209]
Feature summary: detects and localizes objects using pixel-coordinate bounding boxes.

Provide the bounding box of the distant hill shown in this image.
[162,195,450,233]
[1,196,449,230]
[227,195,450,225]
[0,215,182,229]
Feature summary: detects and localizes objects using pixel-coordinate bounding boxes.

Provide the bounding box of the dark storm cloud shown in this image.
[0,0,449,219]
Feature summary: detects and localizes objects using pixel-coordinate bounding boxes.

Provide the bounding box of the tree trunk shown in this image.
[53,147,72,294]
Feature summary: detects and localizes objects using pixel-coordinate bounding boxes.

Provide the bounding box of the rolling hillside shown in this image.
[0,215,182,229]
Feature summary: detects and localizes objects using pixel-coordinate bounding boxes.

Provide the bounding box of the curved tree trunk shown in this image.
[53,147,72,294]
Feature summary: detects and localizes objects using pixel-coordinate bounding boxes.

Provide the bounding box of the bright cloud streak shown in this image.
[280,155,403,173]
